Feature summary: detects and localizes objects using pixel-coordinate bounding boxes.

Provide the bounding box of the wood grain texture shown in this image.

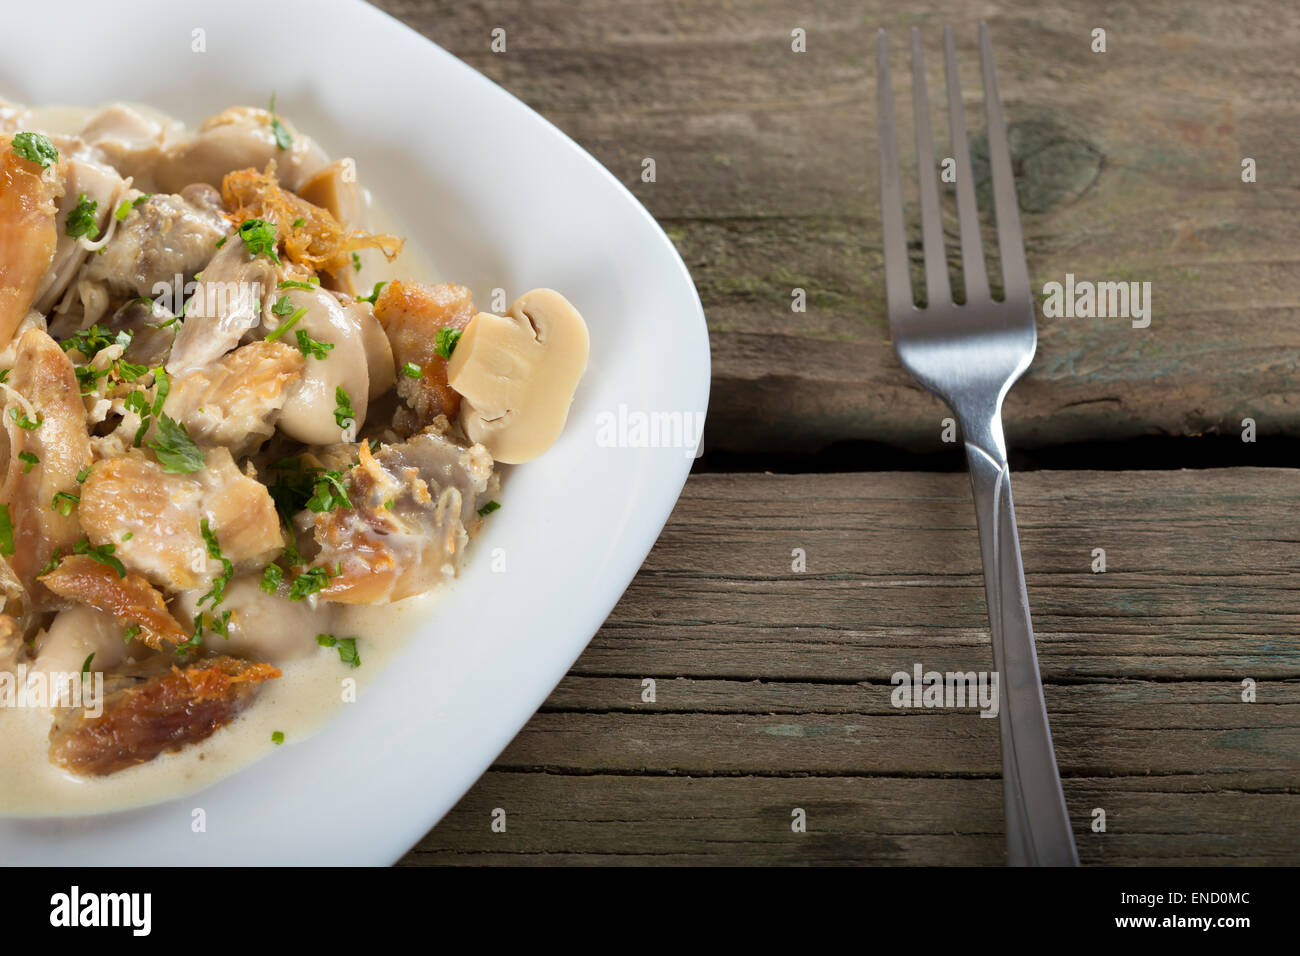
[372,0,1300,453]
[401,470,1300,865]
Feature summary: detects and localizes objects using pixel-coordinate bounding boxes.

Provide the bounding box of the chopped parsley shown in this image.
[114,359,148,382]
[265,306,307,342]
[316,633,361,668]
[289,565,334,601]
[434,326,463,360]
[236,218,280,262]
[0,504,13,556]
[60,324,131,359]
[333,387,354,431]
[271,730,285,745]
[115,194,152,220]
[73,538,125,578]
[260,564,283,594]
[17,450,37,473]
[477,500,501,517]
[123,623,141,643]
[277,277,319,291]
[271,294,294,317]
[147,413,204,474]
[306,471,351,513]
[0,369,7,383]
[51,492,79,516]
[198,519,234,608]
[401,362,421,379]
[295,329,333,360]
[65,194,100,241]
[11,132,57,168]
[81,653,94,678]
[269,94,292,150]
[351,252,362,272]
[356,281,387,305]
[8,407,40,430]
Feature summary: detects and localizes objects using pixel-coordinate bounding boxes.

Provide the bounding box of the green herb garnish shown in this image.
[11,132,57,168]
[147,413,203,474]
[65,194,100,240]
[434,327,462,360]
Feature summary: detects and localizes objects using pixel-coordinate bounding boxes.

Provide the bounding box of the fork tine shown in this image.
[909,28,950,308]
[943,25,989,303]
[978,22,1030,300]
[876,30,914,316]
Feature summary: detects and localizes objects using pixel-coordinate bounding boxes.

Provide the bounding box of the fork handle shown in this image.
[964,439,1079,866]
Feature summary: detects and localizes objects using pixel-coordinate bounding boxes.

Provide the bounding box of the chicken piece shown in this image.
[83,187,229,301]
[308,428,493,604]
[373,280,475,429]
[162,341,304,456]
[47,654,281,776]
[39,555,188,648]
[272,286,371,445]
[165,232,278,374]
[33,154,124,314]
[0,329,93,604]
[79,448,283,592]
[154,106,328,194]
[0,136,62,346]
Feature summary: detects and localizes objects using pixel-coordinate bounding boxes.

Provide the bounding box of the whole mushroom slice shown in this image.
[446,288,589,464]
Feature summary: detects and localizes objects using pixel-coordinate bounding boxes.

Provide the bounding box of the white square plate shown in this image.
[0,0,708,864]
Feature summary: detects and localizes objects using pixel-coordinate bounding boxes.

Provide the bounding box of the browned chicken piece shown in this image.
[48,655,281,776]
[0,138,61,346]
[309,428,492,604]
[0,329,93,605]
[79,448,282,591]
[38,555,188,648]
[162,341,304,456]
[373,280,475,429]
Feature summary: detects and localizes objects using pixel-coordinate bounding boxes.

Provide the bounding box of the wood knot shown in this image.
[970,118,1102,213]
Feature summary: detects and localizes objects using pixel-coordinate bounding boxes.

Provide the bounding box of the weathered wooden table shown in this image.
[378,0,1300,864]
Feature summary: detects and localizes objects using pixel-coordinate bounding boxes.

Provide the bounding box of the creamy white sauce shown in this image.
[0,102,447,816]
[0,594,438,816]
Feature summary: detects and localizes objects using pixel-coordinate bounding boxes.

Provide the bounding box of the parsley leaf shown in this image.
[289,565,335,601]
[73,537,125,578]
[269,94,293,150]
[295,329,334,360]
[0,504,14,556]
[401,362,421,379]
[316,633,360,668]
[306,471,351,513]
[265,306,307,342]
[333,387,354,431]
[236,218,280,262]
[477,500,501,517]
[356,281,387,305]
[65,194,100,241]
[17,450,37,473]
[11,132,57,168]
[434,327,463,360]
[261,564,283,594]
[198,518,234,608]
[8,407,40,430]
[147,413,204,474]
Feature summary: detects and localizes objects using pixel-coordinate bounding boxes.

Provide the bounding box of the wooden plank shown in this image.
[400,469,1300,864]
[373,0,1300,452]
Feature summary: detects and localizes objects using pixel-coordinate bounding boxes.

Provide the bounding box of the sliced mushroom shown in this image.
[446,288,589,464]
[153,106,327,194]
[272,287,371,445]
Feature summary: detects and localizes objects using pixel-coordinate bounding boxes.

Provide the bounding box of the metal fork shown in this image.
[875,23,1078,866]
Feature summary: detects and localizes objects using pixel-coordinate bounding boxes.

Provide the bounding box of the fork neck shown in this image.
[957,401,1009,466]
